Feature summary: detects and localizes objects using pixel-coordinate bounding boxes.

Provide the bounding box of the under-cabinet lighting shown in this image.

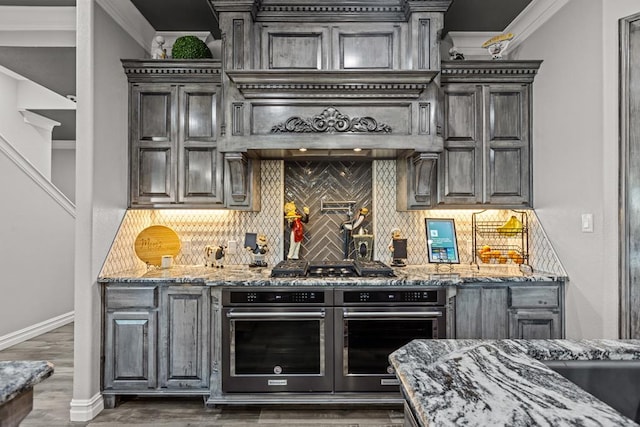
[299,147,307,152]
[353,148,362,152]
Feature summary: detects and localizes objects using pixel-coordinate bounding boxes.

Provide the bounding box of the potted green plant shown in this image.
[171,35,212,59]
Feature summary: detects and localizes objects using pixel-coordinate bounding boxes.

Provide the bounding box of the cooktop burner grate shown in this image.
[270,259,309,277]
[271,259,395,278]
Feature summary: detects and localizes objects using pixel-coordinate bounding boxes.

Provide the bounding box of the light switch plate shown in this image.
[182,238,192,254]
[581,213,593,233]
[227,240,237,254]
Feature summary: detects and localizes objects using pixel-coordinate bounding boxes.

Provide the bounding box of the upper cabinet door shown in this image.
[260,26,329,69]
[485,85,530,206]
[439,84,483,205]
[177,85,224,205]
[438,61,540,208]
[130,84,178,206]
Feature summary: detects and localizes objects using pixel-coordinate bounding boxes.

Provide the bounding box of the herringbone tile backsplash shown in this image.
[284,161,372,261]
[101,160,565,276]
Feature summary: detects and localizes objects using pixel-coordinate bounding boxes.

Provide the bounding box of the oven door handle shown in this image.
[226,310,325,319]
[342,310,443,318]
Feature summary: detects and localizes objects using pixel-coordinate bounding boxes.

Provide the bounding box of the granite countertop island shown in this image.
[0,361,54,425]
[98,264,566,286]
[389,339,640,426]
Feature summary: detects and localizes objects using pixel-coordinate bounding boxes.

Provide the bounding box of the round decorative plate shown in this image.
[134,225,181,266]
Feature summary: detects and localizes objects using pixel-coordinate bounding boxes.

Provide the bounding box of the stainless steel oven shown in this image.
[222,288,334,393]
[334,288,446,392]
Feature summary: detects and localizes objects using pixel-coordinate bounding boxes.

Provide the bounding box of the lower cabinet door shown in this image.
[509,309,561,339]
[104,310,157,390]
[455,287,508,339]
[158,287,210,389]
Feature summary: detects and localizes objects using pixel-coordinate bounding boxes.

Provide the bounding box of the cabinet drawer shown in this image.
[106,286,158,309]
[509,286,558,308]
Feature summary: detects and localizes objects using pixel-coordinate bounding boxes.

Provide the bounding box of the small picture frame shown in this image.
[244,232,257,250]
[425,218,460,264]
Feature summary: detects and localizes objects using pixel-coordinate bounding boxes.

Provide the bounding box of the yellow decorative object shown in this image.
[134,225,181,266]
[482,33,514,59]
[284,201,301,219]
[496,215,523,236]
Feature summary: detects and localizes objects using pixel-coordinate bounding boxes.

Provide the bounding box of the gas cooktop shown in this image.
[271,259,395,278]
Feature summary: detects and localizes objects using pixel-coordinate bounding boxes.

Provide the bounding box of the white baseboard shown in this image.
[70,392,104,422]
[0,311,74,351]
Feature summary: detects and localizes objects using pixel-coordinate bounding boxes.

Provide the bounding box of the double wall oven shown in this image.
[221,260,447,395]
[222,288,334,393]
[335,288,446,392]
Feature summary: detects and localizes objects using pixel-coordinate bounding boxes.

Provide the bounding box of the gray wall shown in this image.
[52,147,75,203]
[0,144,74,338]
[512,0,640,338]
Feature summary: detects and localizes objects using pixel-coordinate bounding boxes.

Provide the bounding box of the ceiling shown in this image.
[130,0,533,37]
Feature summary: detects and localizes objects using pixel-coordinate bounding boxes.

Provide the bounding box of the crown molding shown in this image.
[441,60,543,83]
[447,0,569,60]
[121,59,222,83]
[446,31,499,60]
[96,0,155,52]
[505,0,570,52]
[0,6,75,46]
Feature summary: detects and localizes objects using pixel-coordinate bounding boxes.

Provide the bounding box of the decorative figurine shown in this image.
[389,228,408,267]
[449,47,465,60]
[284,201,310,260]
[204,245,225,268]
[152,35,167,59]
[340,207,369,259]
[482,33,514,59]
[245,233,268,267]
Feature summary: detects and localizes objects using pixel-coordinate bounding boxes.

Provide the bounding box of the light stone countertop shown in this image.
[0,360,54,405]
[98,264,566,286]
[389,339,640,426]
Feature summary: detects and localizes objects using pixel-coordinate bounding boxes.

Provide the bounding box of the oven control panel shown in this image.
[228,291,325,304]
[342,290,443,304]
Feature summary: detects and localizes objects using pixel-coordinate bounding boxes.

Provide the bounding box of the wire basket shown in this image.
[472,210,530,268]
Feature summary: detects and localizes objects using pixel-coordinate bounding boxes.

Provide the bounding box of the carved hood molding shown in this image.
[271,107,392,134]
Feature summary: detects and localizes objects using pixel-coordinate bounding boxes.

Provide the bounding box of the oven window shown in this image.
[346,319,435,375]
[232,319,323,375]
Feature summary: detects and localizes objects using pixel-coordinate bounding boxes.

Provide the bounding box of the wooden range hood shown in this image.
[225,69,441,158]
[211,0,451,159]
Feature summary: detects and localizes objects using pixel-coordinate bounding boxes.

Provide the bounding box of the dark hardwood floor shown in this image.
[0,324,403,426]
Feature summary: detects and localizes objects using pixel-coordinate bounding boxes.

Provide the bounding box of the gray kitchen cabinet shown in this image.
[123,60,231,209]
[103,286,158,393]
[158,287,210,390]
[454,286,509,339]
[129,82,223,207]
[508,285,563,339]
[454,282,565,339]
[509,309,561,339]
[102,283,213,407]
[439,61,541,208]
